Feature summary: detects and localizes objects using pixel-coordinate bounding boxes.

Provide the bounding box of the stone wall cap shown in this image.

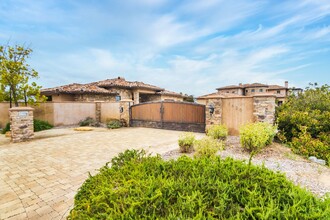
[9,107,34,111]
[120,99,133,102]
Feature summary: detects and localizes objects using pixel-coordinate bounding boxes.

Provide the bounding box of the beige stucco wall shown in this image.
[53,103,96,126]
[0,103,10,128]
[100,102,121,122]
[245,86,268,95]
[218,88,243,95]
[0,103,54,128]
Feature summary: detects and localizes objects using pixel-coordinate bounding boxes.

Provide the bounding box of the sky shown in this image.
[0,0,329,96]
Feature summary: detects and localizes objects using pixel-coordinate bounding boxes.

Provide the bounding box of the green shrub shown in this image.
[206,124,228,140]
[33,119,53,132]
[178,132,195,153]
[240,122,276,153]
[106,119,122,129]
[1,122,10,134]
[194,137,223,158]
[68,150,330,219]
[290,128,330,165]
[1,120,52,133]
[276,84,330,141]
[79,117,99,127]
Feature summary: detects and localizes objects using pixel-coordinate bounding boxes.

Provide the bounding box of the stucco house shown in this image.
[197,81,302,105]
[41,77,184,104]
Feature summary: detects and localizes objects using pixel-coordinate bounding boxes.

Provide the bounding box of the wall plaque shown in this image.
[18,111,28,118]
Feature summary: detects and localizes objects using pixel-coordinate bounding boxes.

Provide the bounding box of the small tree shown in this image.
[0,44,45,107]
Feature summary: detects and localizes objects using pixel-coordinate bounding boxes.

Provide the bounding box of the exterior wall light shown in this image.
[208,104,214,115]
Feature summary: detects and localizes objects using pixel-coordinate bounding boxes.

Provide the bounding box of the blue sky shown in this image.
[0,0,329,96]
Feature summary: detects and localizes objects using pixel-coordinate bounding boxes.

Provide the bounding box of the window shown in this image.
[115,95,121,101]
[46,96,52,101]
[277,90,281,94]
[246,90,248,93]
[277,101,283,106]
[226,91,229,93]
[251,89,255,92]
[232,91,235,93]
[259,89,263,92]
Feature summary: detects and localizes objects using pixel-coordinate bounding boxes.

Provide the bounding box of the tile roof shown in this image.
[41,83,116,95]
[197,92,243,99]
[216,83,268,90]
[267,85,287,90]
[94,77,164,91]
[157,90,184,97]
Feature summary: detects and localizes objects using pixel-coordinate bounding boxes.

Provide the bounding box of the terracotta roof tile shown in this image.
[157,90,183,97]
[41,83,115,95]
[94,77,164,91]
[267,85,287,90]
[197,92,243,99]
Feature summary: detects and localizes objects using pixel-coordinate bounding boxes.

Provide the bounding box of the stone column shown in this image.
[205,98,222,130]
[120,100,134,127]
[133,90,140,105]
[9,107,34,143]
[95,101,103,123]
[253,95,276,124]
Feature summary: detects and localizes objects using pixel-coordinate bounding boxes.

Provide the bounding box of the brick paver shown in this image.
[0,127,204,219]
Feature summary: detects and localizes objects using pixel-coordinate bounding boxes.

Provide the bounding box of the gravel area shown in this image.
[162,136,330,198]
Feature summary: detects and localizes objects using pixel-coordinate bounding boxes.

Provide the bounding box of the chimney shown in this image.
[285,81,288,88]
[239,83,242,86]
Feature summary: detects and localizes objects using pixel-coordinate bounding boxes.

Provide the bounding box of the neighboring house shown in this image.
[197,81,302,105]
[41,77,184,104]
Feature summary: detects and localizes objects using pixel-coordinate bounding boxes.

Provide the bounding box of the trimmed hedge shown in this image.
[68,150,330,219]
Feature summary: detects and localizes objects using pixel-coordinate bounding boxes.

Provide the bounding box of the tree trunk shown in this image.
[11,86,19,107]
[24,89,27,106]
[9,87,12,108]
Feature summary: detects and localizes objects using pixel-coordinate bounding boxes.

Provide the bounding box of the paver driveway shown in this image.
[0,127,204,219]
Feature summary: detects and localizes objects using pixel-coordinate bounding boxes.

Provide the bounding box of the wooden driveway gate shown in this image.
[130,101,205,132]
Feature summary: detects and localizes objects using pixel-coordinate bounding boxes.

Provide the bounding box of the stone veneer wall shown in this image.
[130,120,205,133]
[204,98,222,130]
[253,96,276,124]
[74,94,116,102]
[120,100,133,126]
[204,95,276,131]
[9,107,34,143]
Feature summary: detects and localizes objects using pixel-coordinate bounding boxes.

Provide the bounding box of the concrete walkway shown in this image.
[0,127,204,219]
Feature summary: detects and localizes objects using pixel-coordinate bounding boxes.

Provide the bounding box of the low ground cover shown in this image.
[68,149,330,219]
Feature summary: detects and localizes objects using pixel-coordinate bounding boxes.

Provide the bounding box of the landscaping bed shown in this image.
[163,136,330,197]
[68,149,330,219]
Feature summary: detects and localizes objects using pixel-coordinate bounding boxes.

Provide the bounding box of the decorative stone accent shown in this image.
[120,100,134,126]
[9,107,34,143]
[253,95,276,124]
[205,98,222,130]
[95,101,102,123]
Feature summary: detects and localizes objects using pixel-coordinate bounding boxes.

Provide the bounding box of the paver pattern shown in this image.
[0,127,204,219]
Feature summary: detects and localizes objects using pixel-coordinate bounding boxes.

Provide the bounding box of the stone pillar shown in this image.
[253,95,276,124]
[9,107,34,143]
[133,90,140,105]
[120,100,134,127]
[95,101,103,123]
[205,98,222,130]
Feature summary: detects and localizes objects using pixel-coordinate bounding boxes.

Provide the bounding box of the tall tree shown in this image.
[0,45,44,107]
